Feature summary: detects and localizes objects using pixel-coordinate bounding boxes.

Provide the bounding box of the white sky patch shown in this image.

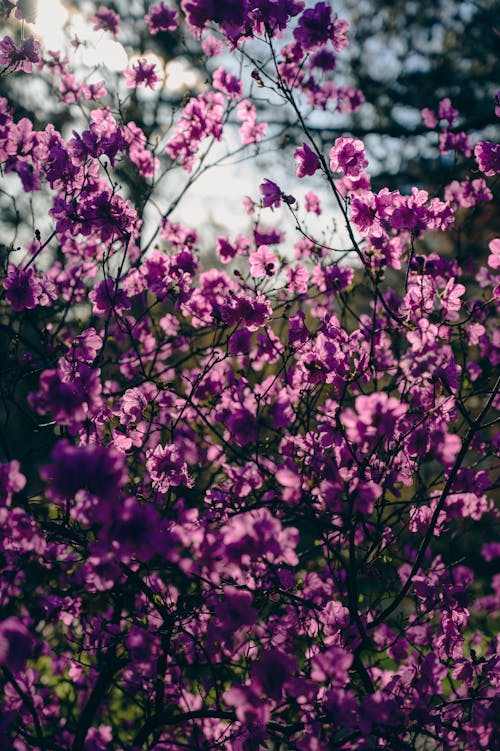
[67,13,128,71]
[29,1,128,71]
[164,59,202,93]
[30,0,68,52]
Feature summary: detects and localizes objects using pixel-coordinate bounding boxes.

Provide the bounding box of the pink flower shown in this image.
[438,97,458,126]
[237,99,267,144]
[249,245,279,277]
[201,35,223,57]
[329,136,368,177]
[440,278,465,320]
[212,66,242,98]
[124,59,162,90]
[0,460,26,506]
[286,263,309,293]
[304,190,321,214]
[239,118,267,145]
[488,238,500,269]
[421,107,437,128]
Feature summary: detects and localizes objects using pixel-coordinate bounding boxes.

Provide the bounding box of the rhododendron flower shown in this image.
[0,617,35,673]
[304,190,321,214]
[0,35,41,72]
[474,140,500,176]
[146,444,193,492]
[440,278,466,320]
[222,507,298,566]
[294,2,348,52]
[0,460,26,506]
[0,3,498,747]
[311,646,353,684]
[421,107,438,128]
[226,406,259,446]
[216,233,249,263]
[286,263,309,293]
[310,49,337,70]
[201,34,223,56]
[249,244,279,277]
[439,130,472,157]
[294,142,320,177]
[488,238,500,269]
[41,441,127,503]
[329,136,368,177]
[237,99,267,144]
[89,278,131,317]
[342,392,407,448]
[124,58,162,90]
[90,6,120,35]
[259,178,282,208]
[212,66,242,98]
[223,684,270,726]
[210,586,257,640]
[239,117,267,145]
[438,97,458,125]
[182,0,248,35]
[3,265,42,311]
[145,2,178,34]
[251,649,298,699]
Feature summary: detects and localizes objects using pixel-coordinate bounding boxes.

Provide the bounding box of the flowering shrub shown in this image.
[0,2,499,750]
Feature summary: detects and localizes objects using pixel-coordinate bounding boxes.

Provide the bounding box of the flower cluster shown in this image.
[0,4,498,751]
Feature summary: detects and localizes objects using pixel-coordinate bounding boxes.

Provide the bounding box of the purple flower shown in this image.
[40,440,127,503]
[212,67,242,99]
[0,36,41,73]
[310,49,336,71]
[89,278,131,317]
[0,617,35,673]
[145,2,178,34]
[182,0,249,36]
[359,692,403,734]
[226,406,259,446]
[124,59,162,90]
[294,142,320,177]
[293,2,332,50]
[222,507,298,566]
[90,5,120,35]
[218,291,272,330]
[107,497,168,561]
[251,649,297,699]
[304,190,321,214]
[211,586,257,635]
[259,178,282,208]
[146,444,193,493]
[475,140,500,176]
[311,646,353,684]
[3,265,42,312]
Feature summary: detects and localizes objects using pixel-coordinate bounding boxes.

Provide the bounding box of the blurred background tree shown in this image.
[2,0,498,193]
[336,0,498,188]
